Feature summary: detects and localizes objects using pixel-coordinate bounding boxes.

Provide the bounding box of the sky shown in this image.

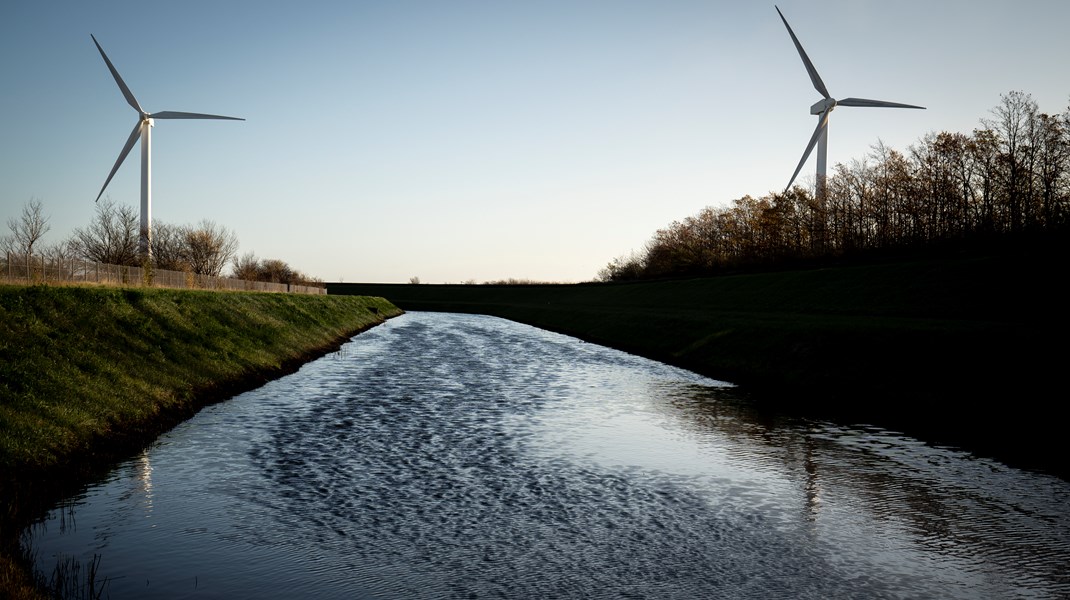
[2,1,1068,283]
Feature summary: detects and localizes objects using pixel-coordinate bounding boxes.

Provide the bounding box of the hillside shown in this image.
[330,249,1067,478]
[0,286,402,598]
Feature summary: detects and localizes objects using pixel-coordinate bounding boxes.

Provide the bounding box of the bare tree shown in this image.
[1034,111,1070,226]
[72,199,140,266]
[6,198,51,259]
[600,90,1070,282]
[228,252,320,286]
[40,237,80,262]
[150,222,189,271]
[231,251,261,281]
[984,91,1040,233]
[259,258,296,284]
[966,128,1001,234]
[597,251,645,282]
[181,220,239,277]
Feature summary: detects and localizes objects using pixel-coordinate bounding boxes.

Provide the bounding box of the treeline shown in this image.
[600,91,1070,281]
[2,198,321,286]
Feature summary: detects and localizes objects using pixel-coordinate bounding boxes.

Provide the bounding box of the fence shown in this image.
[1,252,326,295]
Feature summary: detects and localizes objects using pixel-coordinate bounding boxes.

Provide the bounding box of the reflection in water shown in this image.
[804,438,821,522]
[134,450,153,516]
[25,312,1070,599]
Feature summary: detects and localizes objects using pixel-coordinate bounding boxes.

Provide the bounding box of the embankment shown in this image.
[329,250,1067,479]
[0,285,401,598]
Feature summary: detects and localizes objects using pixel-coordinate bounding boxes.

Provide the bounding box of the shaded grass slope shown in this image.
[1,286,401,598]
[1,286,400,481]
[330,250,1067,478]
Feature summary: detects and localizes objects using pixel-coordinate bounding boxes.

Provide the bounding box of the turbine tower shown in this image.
[91,34,243,260]
[775,6,924,197]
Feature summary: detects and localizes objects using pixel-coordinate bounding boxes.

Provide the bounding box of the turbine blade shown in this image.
[95,120,143,202]
[785,110,830,193]
[91,35,144,114]
[775,6,830,99]
[837,97,925,110]
[151,111,245,121]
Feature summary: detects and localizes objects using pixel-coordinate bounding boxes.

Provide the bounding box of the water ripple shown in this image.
[26,312,1070,599]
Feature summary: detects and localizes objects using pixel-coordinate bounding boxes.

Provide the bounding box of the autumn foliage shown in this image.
[601,92,1070,281]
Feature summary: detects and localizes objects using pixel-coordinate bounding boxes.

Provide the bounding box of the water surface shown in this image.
[27,312,1070,598]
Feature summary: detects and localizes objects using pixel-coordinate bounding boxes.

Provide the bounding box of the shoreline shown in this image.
[328,254,1068,481]
[0,286,403,599]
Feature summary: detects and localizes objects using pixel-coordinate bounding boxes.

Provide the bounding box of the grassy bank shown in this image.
[329,250,1067,479]
[0,285,401,598]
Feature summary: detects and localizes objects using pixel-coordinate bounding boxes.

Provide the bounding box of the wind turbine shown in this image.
[91,34,243,260]
[775,6,923,196]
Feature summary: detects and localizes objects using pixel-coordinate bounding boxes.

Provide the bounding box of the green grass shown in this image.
[0,285,401,598]
[330,251,1067,478]
[0,285,400,479]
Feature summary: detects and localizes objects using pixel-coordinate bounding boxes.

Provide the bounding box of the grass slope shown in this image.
[0,285,401,598]
[330,251,1067,478]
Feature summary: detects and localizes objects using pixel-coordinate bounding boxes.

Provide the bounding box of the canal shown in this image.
[26,312,1070,598]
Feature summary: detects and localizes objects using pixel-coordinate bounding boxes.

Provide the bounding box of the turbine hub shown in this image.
[810,97,837,115]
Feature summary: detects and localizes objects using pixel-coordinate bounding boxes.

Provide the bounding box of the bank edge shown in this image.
[0,286,402,599]
[329,252,1067,482]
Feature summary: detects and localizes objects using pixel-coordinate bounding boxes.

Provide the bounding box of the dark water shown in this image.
[25,312,1070,599]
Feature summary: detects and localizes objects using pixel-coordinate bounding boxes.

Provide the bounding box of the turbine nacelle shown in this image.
[91,34,243,259]
[810,98,836,115]
[775,6,924,194]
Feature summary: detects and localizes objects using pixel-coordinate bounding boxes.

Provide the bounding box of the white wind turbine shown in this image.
[91,34,243,260]
[775,6,924,196]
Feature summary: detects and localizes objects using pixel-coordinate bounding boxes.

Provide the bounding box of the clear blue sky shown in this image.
[2,1,1067,283]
